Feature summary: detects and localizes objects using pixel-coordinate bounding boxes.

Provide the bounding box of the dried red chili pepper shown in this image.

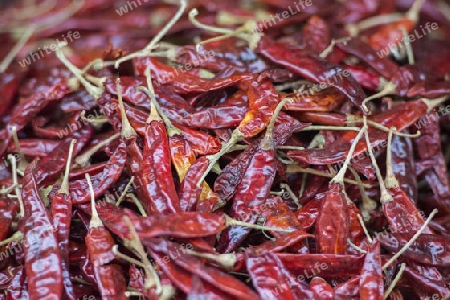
[84,174,127,299]
[359,240,384,300]
[256,36,368,114]
[22,161,63,299]
[50,140,76,300]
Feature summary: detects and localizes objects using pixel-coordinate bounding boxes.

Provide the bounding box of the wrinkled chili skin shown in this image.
[315,183,349,254]
[359,241,383,300]
[22,162,63,300]
[142,119,181,214]
[257,37,367,114]
[34,125,94,187]
[70,139,127,204]
[51,192,75,300]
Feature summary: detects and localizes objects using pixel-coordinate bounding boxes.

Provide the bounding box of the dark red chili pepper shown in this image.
[34,124,93,186]
[22,161,63,299]
[50,140,76,300]
[84,174,128,299]
[135,57,254,95]
[146,238,260,300]
[257,36,368,114]
[70,139,127,204]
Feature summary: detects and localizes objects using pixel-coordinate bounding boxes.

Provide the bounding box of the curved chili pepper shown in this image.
[6,139,60,157]
[142,108,181,214]
[146,238,260,300]
[179,156,209,212]
[22,161,63,299]
[70,139,127,204]
[147,246,232,299]
[34,125,94,186]
[379,233,450,267]
[135,57,254,95]
[337,37,399,79]
[287,99,428,165]
[246,249,301,300]
[257,36,368,114]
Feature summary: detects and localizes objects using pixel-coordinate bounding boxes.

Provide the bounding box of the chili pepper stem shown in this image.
[384,127,400,189]
[319,37,351,58]
[331,126,367,185]
[346,13,404,36]
[351,119,421,138]
[382,208,438,270]
[74,132,121,167]
[349,167,377,219]
[260,98,292,150]
[363,116,393,204]
[357,214,373,243]
[58,139,77,195]
[11,126,28,174]
[400,26,414,65]
[7,155,24,218]
[384,263,406,299]
[224,215,294,233]
[138,68,182,136]
[186,250,237,271]
[0,231,23,247]
[125,193,148,217]
[361,82,396,113]
[285,165,372,188]
[189,8,262,51]
[302,125,361,132]
[406,0,426,22]
[114,0,187,68]
[280,183,301,209]
[55,42,105,99]
[347,239,367,254]
[115,78,137,138]
[116,176,135,207]
[0,26,35,73]
[86,173,103,229]
[196,129,244,187]
[123,216,162,294]
[80,110,108,125]
[421,96,449,112]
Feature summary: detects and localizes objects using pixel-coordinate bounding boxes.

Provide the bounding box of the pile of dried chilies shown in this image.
[0,0,450,299]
